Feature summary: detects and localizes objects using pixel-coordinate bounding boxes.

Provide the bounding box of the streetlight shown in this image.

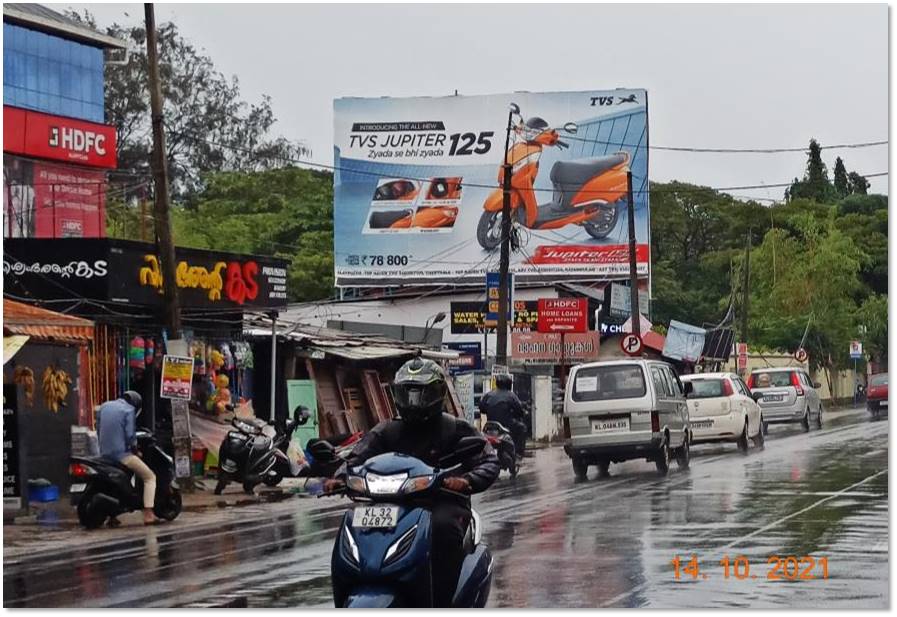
[421,312,447,345]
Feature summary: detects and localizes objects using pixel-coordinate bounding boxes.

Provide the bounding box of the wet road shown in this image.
[4,406,888,608]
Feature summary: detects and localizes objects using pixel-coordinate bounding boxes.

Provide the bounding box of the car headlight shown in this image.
[365,472,408,495]
[400,475,433,495]
[346,475,367,494]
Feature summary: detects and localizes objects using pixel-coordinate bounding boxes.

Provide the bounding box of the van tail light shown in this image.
[722,380,734,396]
[651,411,660,433]
[562,417,571,439]
[69,462,94,478]
[746,374,754,389]
[791,372,804,396]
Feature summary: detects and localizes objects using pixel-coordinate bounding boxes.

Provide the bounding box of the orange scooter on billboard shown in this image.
[477,103,630,250]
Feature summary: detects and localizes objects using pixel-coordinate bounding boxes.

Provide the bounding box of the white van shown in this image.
[563,359,691,479]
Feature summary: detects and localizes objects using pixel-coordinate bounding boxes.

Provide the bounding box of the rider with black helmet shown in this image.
[326,357,499,607]
[97,390,159,526]
[479,373,529,457]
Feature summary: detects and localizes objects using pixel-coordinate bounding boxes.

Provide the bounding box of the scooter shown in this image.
[482,421,518,478]
[327,436,494,608]
[477,102,631,250]
[214,406,310,495]
[69,429,182,529]
[368,207,458,230]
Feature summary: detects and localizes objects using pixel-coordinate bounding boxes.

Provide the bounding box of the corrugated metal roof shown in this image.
[3,3,128,49]
[3,298,94,343]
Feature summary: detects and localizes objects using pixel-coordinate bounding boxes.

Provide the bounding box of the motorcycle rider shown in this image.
[479,373,528,458]
[325,357,499,607]
[97,391,159,526]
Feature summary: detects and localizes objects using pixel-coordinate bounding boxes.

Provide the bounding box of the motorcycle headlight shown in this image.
[346,475,367,494]
[365,472,408,496]
[400,475,434,495]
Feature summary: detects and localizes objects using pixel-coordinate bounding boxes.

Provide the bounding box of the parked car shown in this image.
[747,367,822,433]
[563,359,690,480]
[867,373,888,419]
[680,373,764,452]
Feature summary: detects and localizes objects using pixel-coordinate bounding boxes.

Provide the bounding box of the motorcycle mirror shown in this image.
[438,435,487,467]
[752,391,764,403]
[563,122,578,134]
[293,405,311,426]
[509,102,520,115]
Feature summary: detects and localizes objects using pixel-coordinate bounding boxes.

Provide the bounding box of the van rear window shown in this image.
[573,365,647,401]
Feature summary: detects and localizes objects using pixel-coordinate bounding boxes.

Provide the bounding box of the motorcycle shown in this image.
[214,406,311,495]
[69,429,182,529]
[482,421,518,478]
[327,436,494,608]
[477,102,631,250]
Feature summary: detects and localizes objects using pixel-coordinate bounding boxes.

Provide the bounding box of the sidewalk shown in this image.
[3,476,325,560]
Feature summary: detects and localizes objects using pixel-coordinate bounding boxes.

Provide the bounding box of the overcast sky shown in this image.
[73,3,888,198]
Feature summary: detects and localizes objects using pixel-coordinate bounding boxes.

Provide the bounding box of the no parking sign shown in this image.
[621,333,643,356]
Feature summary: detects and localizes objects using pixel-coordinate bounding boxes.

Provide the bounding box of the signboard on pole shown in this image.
[849,340,863,360]
[445,342,483,374]
[736,342,748,372]
[794,347,808,363]
[620,333,643,357]
[160,355,194,400]
[333,89,650,287]
[485,272,513,326]
[537,298,588,334]
[510,332,599,365]
[609,282,650,318]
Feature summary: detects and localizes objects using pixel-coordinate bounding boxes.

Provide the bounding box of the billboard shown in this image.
[333,89,649,287]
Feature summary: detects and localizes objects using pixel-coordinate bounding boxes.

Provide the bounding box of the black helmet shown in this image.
[525,117,549,130]
[122,390,142,415]
[495,373,513,390]
[391,357,446,426]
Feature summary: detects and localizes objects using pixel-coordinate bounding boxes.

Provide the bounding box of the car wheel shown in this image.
[572,457,589,481]
[676,432,690,470]
[655,440,671,476]
[752,417,766,449]
[815,407,823,429]
[801,409,810,432]
[762,421,769,436]
[737,420,749,453]
[596,458,611,478]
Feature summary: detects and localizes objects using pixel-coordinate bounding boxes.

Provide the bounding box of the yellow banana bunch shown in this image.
[12,366,35,407]
[41,366,72,413]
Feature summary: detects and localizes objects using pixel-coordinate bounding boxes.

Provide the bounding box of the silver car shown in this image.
[748,367,823,432]
[563,360,690,479]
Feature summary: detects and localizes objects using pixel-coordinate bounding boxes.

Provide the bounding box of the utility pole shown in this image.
[626,171,641,338]
[495,105,515,365]
[145,3,181,335]
[741,229,751,345]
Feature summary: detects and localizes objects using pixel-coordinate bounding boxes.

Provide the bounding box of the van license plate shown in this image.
[353,505,399,529]
[70,483,87,493]
[592,417,629,434]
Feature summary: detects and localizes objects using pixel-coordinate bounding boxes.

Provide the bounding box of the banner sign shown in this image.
[510,332,600,365]
[445,342,483,373]
[3,384,24,511]
[849,340,863,359]
[333,89,650,286]
[537,298,588,334]
[485,272,513,326]
[160,355,195,400]
[450,300,539,334]
[609,281,650,318]
[3,106,117,169]
[453,373,476,425]
[3,238,290,309]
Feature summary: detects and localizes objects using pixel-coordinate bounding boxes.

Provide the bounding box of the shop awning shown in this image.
[3,335,30,364]
[3,299,94,343]
[557,282,606,303]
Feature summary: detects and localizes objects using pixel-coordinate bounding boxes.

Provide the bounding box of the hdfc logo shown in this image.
[49,126,108,159]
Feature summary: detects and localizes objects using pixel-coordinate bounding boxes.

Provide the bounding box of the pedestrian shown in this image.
[97,391,159,526]
[479,373,529,458]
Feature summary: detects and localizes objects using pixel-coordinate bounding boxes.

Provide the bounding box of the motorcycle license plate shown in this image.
[70,483,87,493]
[881,401,888,407]
[353,504,399,529]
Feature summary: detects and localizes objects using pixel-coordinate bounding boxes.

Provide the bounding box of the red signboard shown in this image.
[4,106,117,169]
[528,244,650,274]
[510,331,600,365]
[537,297,588,333]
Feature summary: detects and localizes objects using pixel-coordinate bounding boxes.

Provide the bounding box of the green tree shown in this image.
[833,157,849,196]
[856,294,888,364]
[848,172,870,195]
[786,139,835,202]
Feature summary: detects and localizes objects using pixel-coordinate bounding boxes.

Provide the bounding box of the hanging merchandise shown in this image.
[192,341,207,376]
[129,336,146,370]
[145,338,155,366]
[221,343,235,371]
[209,348,225,373]
[12,365,35,407]
[207,373,233,416]
[41,365,72,413]
[233,342,254,370]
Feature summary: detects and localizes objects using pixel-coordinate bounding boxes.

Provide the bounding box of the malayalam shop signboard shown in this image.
[537,298,588,333]
[333,89,650,287]
[510,332,600,365]
[3,238,289,309]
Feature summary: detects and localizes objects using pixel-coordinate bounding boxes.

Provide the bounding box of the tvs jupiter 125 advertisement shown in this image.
[333,89,649,286]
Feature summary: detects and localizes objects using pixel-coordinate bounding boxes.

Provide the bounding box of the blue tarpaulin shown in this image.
[662,320,707,363]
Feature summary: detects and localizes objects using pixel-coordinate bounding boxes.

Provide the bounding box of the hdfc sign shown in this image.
[4,106,117,169]
[537,297,588,334]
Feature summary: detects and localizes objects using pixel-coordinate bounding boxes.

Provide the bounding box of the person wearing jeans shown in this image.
[97,391,159,526]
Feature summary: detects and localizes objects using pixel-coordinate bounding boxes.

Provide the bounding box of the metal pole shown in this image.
[741,229,751,345]
[626,171,640,338]
[560,332,567,389]
[496,108,515,366]
[270,312,278,423]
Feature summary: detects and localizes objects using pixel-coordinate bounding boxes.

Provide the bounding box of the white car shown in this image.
[680,372,764,452]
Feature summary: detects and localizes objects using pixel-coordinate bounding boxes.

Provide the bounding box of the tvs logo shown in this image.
[589,94,638,106]
[49,126,108,157]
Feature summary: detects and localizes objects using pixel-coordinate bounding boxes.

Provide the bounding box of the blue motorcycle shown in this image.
[325,436,494,608]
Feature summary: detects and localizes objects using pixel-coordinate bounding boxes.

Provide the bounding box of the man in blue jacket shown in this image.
[97,391,158,526]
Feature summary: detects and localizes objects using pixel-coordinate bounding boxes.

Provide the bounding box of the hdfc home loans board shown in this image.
[333,90,649,287]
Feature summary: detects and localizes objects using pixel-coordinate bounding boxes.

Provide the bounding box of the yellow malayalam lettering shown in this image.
[138,254,227,301]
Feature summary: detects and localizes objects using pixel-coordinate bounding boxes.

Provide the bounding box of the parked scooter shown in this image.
[477,102,630,250]
[326,436,494,608]
[214,406,310,495]
[69,429,182,529]
[482,421,518,478]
